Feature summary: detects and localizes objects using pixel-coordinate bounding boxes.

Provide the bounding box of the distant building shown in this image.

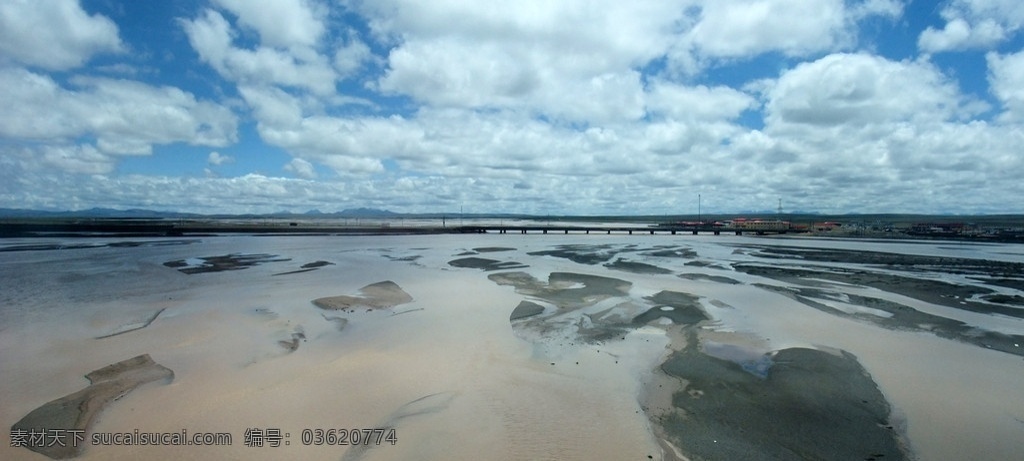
[813,221,842,232]
[908,222,964,236]
[733,217,791,232]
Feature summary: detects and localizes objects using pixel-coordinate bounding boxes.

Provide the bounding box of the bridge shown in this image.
[452,225,795,235]
[1,220,798,238]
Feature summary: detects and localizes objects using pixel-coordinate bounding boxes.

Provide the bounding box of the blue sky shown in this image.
[2,0,1024,215]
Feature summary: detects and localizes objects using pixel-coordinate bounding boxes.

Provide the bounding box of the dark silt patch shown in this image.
[747,244,1024,296]
[633,291,708,325]
[603,259,673,274]
[382,254,423,262]
[0,239,199,253]
[640,247,697,259]
[970,277,1024,291]
[448,257,528,271]
[510,300,546,321]
[11,354,175,459]
[0,243,103,252]
[756,283,1024,357]
[657,331,907,461]
[747,246,1024,279]
[528,244,630,265]
[734,264,1024,320]
[95,308,166,339]
[678,273,743,284]
[488,271,631,309]
[982,293,1024,306]
[322,314,349,331]
[493,271,640,345]
[473,247,517,253]
[685,260,727,270]
[163,253,290,274]
[278,329,307,352]
[530,243,701,266]
[273,260,335,276]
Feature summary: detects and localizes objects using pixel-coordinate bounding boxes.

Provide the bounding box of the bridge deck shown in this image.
[453,225,794,235]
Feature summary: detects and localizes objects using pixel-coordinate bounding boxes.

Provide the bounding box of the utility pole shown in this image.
[698,193,701,226]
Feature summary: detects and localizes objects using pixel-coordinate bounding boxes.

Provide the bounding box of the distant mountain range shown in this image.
[2,207,1022,224]
[0,207,528,220]
[0,207,403,219]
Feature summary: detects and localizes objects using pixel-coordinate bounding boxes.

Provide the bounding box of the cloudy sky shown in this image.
[2,0,1023,215]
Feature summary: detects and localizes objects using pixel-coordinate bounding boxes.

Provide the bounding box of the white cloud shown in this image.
[987,49,1024,122]
[40,145,116,175]
[764,53,968,128]
[181,9,337,95]
[0,0,122,70]
[850,0,904,21]
[919,18,975,52]
[682,0,848,58]
[646,81,757,121]
[0,68,238,172]
[361,0,680,124]
[8,0,1021,215]
[918,0,1024,52]
[360,0,908,121]
[208,151,234,165]
[237,85,306,129]
[76,76,239,154]
[668,0,901,74]
[213,0,325,49]
[284,158,316,178]
[333,37,374,77]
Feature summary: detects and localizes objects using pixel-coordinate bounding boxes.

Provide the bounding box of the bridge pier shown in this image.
[564,230,568,234]
[607,230,610,234]
[735,230,742,235]
[543,229,547,234]
[628,230,632,235]
[714,230,720,235]
[692,230,698,235]
[671,230,676,235]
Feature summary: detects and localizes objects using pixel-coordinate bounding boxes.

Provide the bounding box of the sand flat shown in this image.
[1,234,1022,460]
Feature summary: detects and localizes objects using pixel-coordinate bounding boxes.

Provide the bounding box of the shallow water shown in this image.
[1,234,1022,460]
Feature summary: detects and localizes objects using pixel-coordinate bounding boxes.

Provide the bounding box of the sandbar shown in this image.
[11,354,174,459]
[312,280,413,310]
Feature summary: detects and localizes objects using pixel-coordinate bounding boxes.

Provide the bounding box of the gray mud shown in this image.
[757,283,1024,357]
[510,300,546,321]
[678,273,742,284]
[657,330,907,461]
[448,257,528,271]
[735,264,1024,319]
[312,281,413,310]
[164,253,290,274]
[488,271,631,309]
[604,259,673,274]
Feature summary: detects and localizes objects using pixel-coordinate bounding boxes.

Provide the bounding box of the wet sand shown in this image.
[1,235,1022,460]
[11,355,174,459]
